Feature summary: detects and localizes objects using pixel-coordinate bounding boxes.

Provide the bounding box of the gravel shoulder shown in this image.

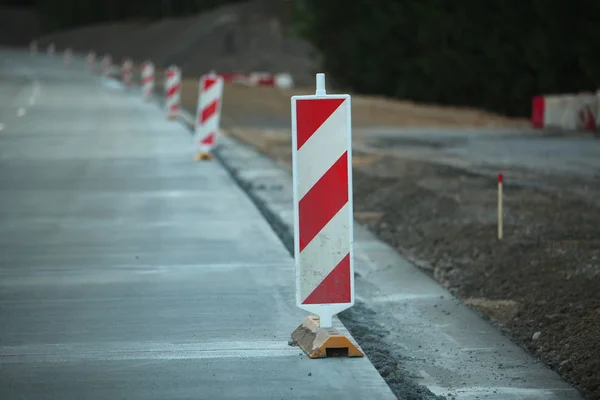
[204,85,600,400]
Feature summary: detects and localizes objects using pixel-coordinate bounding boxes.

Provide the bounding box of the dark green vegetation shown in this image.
[295,0,600,116]
[5,0,599,117]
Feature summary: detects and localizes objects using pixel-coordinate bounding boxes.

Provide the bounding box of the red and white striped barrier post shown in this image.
[292,72,354,327]
[220,72,294,88]
[47,43,55,57]
[290,73,362,358]
[194,72,224,160]
[498,173,503,240]
[121,58,133,87]
[64,48,72,66]
[141,61,155,101]
[30,40,37,56]
[101,55,112,77]
[532,92,598,132]
[164,66,181,120]
[86,51,96,73]
[577,91,597,132]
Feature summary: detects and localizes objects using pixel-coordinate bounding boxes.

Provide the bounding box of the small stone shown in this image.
[308,372,312,376]
[532,331,541,341]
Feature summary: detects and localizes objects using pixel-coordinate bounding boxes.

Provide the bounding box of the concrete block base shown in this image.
[291,316,364,359]
[195,152,213,161]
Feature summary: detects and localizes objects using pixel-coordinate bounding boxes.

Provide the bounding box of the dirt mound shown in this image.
[0,7,41,47]
[37,21,146,56]
[37,0,318,84]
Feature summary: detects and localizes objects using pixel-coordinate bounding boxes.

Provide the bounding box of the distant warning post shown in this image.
[141,61,155,101]
[122,58,133,87]
[164,66,181,120]
[86,51,96,73]
[290,73,363,358]
[194,72,224,160]
[101,55,112,77]
[64,48,72,65]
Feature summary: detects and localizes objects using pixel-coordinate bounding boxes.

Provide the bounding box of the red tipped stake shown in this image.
[497,173,503,240]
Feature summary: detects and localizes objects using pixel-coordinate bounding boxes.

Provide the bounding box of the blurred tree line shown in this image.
[294,0,600,116]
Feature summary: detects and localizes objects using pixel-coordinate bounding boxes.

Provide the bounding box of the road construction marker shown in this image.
[32,81,40,97]
[194,72,224,161]
[86,51,96,73]
[164,66,181,120]
[64,48,72,66]
[220,72,294,88]
[47,43,55,57]
[122,58,133,87]
[532,92,598,131]
[101,55,112,77]
[141,61,155,101]
[290,73,362,359]
[498,173,503,240]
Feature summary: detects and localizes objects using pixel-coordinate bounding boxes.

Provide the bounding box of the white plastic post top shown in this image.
[315,73,326,96]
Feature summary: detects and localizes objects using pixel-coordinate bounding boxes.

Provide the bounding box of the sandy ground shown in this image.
[219,84,530,129]
[164,79,599,399]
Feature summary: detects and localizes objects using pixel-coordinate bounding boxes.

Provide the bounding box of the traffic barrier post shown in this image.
[141,61,155,101]
[194,72,224,161]
[64,48,72,65]
[164,66,181,120]
[101,55,112,77]
[86,51,96,73]
[289,73,363,359]
[122,58,133,87]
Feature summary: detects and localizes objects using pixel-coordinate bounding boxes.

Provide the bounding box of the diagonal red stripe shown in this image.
[166,84,180,97]
[302,253,351,304]
[203,77,217,91]
[298,152,348,251]
[201,100,219,124]
[200,133,215,145]
[296,98,345,150]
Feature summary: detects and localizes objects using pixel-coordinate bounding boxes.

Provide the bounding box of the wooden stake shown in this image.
[497,173,503,240]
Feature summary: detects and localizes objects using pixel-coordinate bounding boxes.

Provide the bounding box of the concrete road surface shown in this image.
[0,50,396,400]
